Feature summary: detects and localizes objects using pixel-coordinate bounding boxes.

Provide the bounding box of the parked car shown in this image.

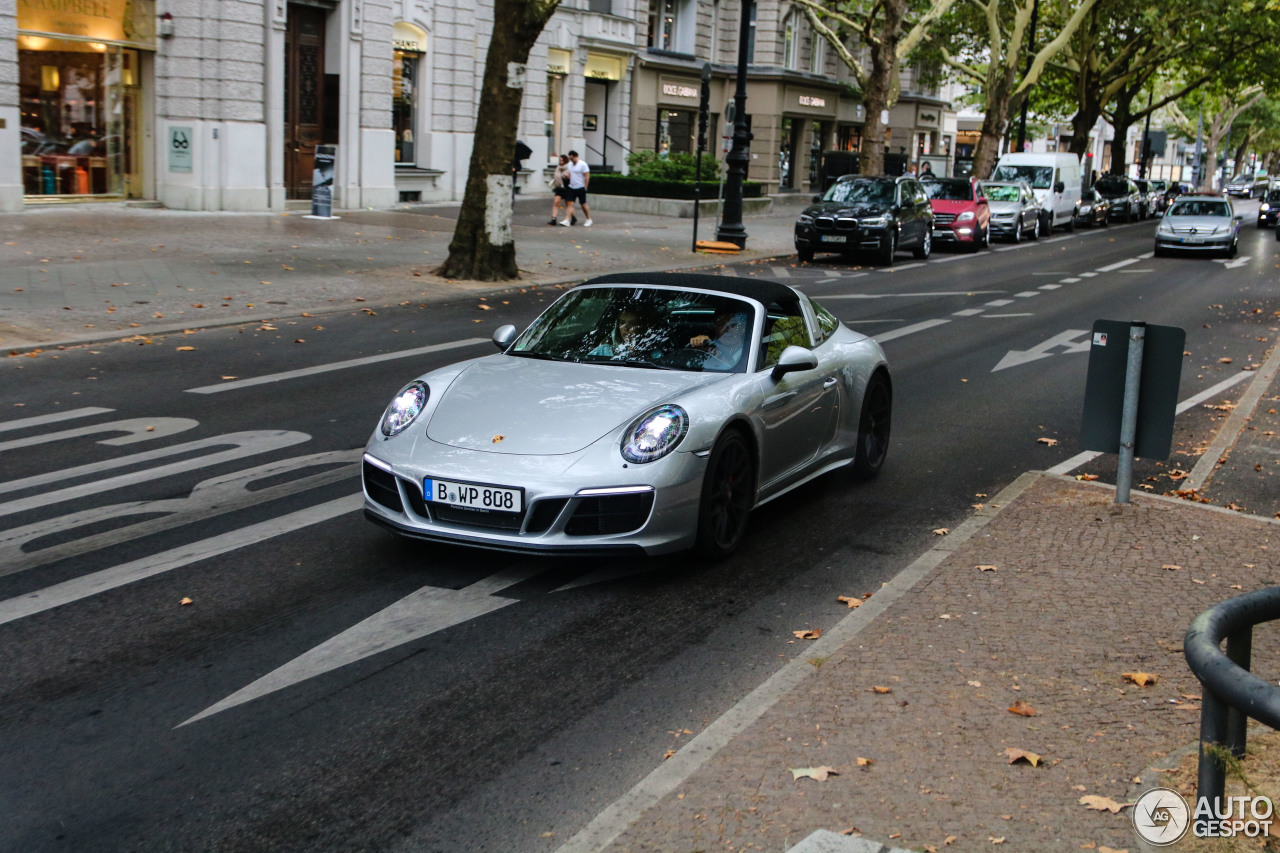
[991,151,1082,232]
[1225,173,1268,198]
[1074,187,1110,227]
[362,272,892,558]
[794,175,934,265]
[1153,195,1242,258]
[1133,179,1163,216]
[922,177,990,252]
[1094,175,1146,222]
[981,180,1042,242]
[1258,186,1280,228]
[1163,181,1193,207]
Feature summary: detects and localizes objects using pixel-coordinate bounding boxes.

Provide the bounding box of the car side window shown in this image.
[811,300,839,344]
[759,310,811,368]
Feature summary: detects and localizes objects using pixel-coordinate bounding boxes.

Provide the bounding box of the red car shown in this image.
[923,177,990,252]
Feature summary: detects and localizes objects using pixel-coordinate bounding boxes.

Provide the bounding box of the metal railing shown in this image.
[1183,588,1280,810]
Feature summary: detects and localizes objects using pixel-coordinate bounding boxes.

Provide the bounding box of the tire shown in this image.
[1014,217,1024,243]
[852,372,892,479]
[877,230,896,266]
[1154,244,1167,257]
[1226,240,1238,259]
[1102,212,1110,228]
[695,429,755,559]
[912,228,931,260]
[1030,215,1041,241]
[1066,211,1076,233]
[797,245,814,263]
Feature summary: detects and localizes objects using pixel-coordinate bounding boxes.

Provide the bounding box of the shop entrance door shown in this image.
[284,5,326,199]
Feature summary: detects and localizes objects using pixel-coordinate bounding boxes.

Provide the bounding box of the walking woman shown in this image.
[548,155,575,225]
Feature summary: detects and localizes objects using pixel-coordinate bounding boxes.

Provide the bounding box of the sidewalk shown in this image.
[557,367,1280,852]
[0,196,805,352]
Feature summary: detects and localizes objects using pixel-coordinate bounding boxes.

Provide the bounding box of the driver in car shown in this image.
[590,305,660,359]
[690,309,749,370]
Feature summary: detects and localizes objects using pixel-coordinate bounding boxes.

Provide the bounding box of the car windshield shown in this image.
[1169,200,1230,217]
[1268,189,1280,202]
[822,179,895,205]
[982,184,1021,202]
[924,179,974,201]
[990,164,1053,189]
[1228,175,1250,185]
[509,286,758,373]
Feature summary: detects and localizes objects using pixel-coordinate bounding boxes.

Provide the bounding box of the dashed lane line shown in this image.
[873,319,950,343]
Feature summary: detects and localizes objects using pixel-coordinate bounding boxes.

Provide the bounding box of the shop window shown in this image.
[19,40,138,197]
[393,49,420,163]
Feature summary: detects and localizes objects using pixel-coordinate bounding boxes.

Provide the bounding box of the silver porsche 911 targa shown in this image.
[362,273,891,558]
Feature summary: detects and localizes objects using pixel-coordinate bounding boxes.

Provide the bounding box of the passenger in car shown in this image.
[690,309,750,370]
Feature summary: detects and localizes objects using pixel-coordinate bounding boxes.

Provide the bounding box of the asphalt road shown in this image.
[0,207,1275,852]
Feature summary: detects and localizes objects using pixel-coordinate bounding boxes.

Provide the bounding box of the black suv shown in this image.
[1093,176,1145,222]
[794,175,934,266]
[1258,186,1280,228]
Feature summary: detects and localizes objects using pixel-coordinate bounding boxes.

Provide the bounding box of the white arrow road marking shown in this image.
[179,565,542,727]
[0,417,198,452]
[1220,255,1251,270]
[0,493,362,627]
[184,338,488,394]
[873,319,950,343]
[0,430,311,517]
[0,407,114,433]
[992,329,1091,372]
[0,451,360,577]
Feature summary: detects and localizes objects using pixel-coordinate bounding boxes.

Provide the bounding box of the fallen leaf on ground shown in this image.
[662,749,675,760]
[1037,437,1058,446]
[968,680,982,688]
[838,827,861,836]
[977,564,998,572]
[837,596,863,608]
[789,766,838,781]
[1076,473,1099,481]
[179,597,193,606]
[1004,748,1040,766]
[1097,846,1128,853]
[1008,700,1037,717]
[1122,672,1157,686]
[933,528,950,535]
[1080,795,1130,813]
[856,757,874,767]
[175,346,195,351]
[1162,564,1181,571]
[792,629,822,640]
[990,837,1005,844]
[870,686,893,694]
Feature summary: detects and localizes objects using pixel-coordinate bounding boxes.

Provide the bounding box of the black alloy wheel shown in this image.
[797,245,814,263]
[852,373,892,479]
[695,429,755,559]
[913,228,932,260]
[1014,216,1024,243]
[877,230,896,266]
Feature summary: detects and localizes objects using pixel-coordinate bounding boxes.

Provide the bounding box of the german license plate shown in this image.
[820,234,847,243]
[424,478,523,512]
[1183,236,1204,244]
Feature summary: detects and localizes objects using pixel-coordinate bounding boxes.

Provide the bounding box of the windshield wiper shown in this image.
[579,357,676,370]
[508,351,560,361]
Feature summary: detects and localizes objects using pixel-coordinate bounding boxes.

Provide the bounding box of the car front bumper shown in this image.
[361,442,707,556]
[795,223,889,253]
[1154,233,1235,252]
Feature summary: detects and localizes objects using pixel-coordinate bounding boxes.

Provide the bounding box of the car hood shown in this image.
[425,356,720,455]
[929,200,978,214]
[802,200,892,218]
[1163,216,1234,230]
[986,200,1025,213]
[1094,187,1130,199]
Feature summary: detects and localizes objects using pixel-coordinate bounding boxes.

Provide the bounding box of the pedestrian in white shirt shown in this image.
[560,150,593,227]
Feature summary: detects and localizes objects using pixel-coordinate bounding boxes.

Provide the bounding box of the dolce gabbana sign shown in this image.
[659,77,701,105]
[787,87,836,116]
[798,95,826,108]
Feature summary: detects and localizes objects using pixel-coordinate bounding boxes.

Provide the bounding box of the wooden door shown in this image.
[284,5,325,199]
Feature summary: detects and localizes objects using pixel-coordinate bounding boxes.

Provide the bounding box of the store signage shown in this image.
[547,49,572,76]
[798,95,826,108]
[18,0,127,41]
[311,145,336,218]
[919,111,938,124]
[663,82,698,99]
[168,126,192,174]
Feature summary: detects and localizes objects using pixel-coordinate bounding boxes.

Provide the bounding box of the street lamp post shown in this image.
[716,0,753,248]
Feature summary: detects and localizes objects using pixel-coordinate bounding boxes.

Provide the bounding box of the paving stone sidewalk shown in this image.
[583,472,1279,853]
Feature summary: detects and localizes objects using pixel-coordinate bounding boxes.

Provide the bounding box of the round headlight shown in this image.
[381,381,429,436]
[621,404,689,464]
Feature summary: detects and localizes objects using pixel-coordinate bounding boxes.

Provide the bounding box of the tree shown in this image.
[793,0,959,176]
[437,0,560,281]
[1166,85,1264,191]
[932,0,1100,178]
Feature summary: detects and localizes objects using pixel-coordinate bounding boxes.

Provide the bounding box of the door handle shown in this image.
[822,378,837,389]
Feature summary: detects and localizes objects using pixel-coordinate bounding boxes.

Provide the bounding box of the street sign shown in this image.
[1080,319,1185,459]
[168,127,193,173]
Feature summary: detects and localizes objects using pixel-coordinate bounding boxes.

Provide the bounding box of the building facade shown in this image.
[4,0,955,211]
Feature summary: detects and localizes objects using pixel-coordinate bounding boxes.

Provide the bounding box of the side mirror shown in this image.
[812,194,822,203]
[1233,214,1244,222]
[771,345,818,380]
[492,324,518,351]
[977,197,988,205]
[1055,181,1065,193]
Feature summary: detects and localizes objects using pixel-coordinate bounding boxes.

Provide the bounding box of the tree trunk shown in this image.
[1109,104,1134,176]
[437,0,558,281]
[858,0,906,176]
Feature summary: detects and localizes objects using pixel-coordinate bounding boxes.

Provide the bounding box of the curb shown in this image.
[1186,340,1280,492]
[553,470,1045,853]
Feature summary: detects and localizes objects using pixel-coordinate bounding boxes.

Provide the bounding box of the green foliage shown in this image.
[626,150,721,182]
[590,174,763,199]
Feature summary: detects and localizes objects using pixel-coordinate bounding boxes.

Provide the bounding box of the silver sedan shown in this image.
[1154,196,1242,258]
[362,273,892,558]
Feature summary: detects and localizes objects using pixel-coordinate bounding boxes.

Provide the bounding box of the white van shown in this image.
[990,152,1082,233]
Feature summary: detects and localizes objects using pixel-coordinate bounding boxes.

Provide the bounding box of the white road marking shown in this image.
[1120,269,1153,273]
[992,329,1090,372]
[1059,277,1081,283]
[882,263,925,272]
[844,319,907,324]
[0,407,114,433]
[1014,291,1040,298]
[873,319,950,343]
[1045,372,1254,476]
[982,313,1034,318]
[1097,258,1139,271]
[1220,256,1251,270]
[818,291,1003,300]
[985,299,1014,307]
[1079,272,1097,277]
[0,417,198,452]
[0,431,311,517]
[952,309,983,316]
[184,338,489,394]
[180,565,541,726]
[0,493,362,627]
[1039,284,1062,290]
